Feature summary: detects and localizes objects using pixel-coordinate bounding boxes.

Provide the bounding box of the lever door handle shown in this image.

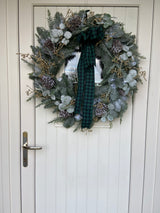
[23,142,42,150]
[22,131,42,167]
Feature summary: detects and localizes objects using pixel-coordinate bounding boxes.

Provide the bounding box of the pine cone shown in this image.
[111,40,123,54]
[67,15,81,32]
[44,39,55,51]
[95,102,107,117]
[59,110,73,118]
[41,75,56,89]
[118,89,125,96]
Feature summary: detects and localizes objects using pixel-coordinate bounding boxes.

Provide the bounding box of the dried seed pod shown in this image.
[44,39,55,51]
[95,102,107,117]
[59,110,73,118]
[111,40,123,54]
[41,75,56,89]
[67,15,81,32]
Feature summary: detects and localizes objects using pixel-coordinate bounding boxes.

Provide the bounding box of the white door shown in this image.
[19,1,153,213]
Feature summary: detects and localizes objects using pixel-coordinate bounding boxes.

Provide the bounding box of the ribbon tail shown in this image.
[74,58,85,116]
[74,57,95,129]
[81,66,95,128]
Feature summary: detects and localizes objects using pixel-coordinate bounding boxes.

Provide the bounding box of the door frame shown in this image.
[19,1,153,213]
[0,0,21,213]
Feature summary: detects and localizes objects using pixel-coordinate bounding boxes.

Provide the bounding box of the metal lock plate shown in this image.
[23,132,28,167]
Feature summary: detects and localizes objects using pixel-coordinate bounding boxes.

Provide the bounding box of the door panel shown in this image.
[34,6,136,213]
[20,1,153,213]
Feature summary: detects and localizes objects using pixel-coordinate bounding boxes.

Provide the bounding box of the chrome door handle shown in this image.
[23,142,42,150]
[22,132,42,167]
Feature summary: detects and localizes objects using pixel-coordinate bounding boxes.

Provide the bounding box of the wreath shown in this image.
[21,9,145,131]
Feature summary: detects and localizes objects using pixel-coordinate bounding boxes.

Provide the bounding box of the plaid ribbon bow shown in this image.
[74,26,104,129]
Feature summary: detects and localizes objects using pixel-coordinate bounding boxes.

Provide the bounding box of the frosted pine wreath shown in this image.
[22,9,145,131]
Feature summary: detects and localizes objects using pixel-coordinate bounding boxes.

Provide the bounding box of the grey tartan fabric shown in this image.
[74,26,104,128]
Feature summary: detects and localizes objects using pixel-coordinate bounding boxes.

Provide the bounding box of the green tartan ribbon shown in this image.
[75,26,104,129]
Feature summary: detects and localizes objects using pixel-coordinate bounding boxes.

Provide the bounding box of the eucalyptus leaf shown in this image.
[123,45,130,52]
[58,103,66,111]
[42,90,50,97]
[107,114,114,121]
[61,95,72,106]
[63,117,75,128]
[129,80,137,88]
[67,106,75,113]
[103,14,111,21]
[101,117,107,122]
[51,94,56,100]
[104,20,113,29]
[108,103,114,110]
[120,53,128,61]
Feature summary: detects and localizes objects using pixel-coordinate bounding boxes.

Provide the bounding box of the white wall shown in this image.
[0,0,21,213]
[142,0,160,212]
[0,0,160,213]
